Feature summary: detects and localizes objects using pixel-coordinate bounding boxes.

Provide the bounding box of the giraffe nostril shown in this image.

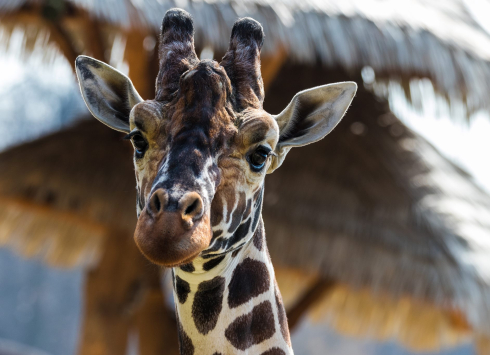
[153,195,161,212]
[185,199,199,215]
[179,192,203,222]
[148,189,167,216]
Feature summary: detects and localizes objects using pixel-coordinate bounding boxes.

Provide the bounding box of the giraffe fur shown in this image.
[75,7,356,354]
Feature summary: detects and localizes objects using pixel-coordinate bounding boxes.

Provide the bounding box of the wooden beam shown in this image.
[45,19,78,71]
[0,196,107,237]
[69,8,106,62]
[261,47,287,91]
[78,230,136,355]
[124,28,153,99]
[136,269,179,355]
[1,7,79,72]
[78,229,179,355]
[286,277,335,331]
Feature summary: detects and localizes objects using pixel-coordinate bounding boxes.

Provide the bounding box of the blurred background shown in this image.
[0,0,490,354]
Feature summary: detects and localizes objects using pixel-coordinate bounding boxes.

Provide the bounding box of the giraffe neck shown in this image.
[172,218,293,355]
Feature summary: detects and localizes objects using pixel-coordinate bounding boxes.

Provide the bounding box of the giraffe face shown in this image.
[75,8,357,268]
[127,61,279,266]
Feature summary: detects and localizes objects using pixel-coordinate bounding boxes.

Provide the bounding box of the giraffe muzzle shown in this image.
[133,188,212,266]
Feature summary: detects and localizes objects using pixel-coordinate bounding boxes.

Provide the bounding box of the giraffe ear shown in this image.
[267,82,357,173]
[75,55,143,133]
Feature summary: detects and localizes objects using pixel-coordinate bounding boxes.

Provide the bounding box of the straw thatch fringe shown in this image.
[0,197,104,268]
[309,284,474,352]
[0,119,137,268]
[276,267,486,351]
[2,0,490,116]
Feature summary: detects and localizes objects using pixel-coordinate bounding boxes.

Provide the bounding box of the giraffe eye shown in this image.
[131,134,148,159]
[248,146,270,171]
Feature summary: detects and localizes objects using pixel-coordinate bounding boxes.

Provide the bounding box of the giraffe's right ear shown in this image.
[267,82,357,173]
[75,55,143,133]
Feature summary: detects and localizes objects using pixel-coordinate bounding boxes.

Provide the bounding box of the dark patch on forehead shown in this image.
[180,262,195,273]
[225,300,275,350]
[192,276,225,335]
[164,129,209,182]
[177,317,195,355]
[228,257,270,308]
[175,275,191,304]
[178,60,230,117]
[260,348,286,355]
[227,218,251,248]
[202,255,226,271]
[275,283,291,346]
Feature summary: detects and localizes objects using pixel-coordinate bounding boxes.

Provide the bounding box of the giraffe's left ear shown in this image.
[267,82,357,173]
[75,55,143,133]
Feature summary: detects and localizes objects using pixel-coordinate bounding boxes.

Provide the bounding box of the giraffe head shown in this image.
[76,9,356,268]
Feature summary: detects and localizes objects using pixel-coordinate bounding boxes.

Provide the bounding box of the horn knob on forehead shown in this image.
[221,17,265,111]
[155,8,199,102]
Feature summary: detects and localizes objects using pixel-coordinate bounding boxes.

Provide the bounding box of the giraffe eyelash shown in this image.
[123,130,140,140]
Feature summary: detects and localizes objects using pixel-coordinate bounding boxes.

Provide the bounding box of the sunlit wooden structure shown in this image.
[1,0,490,354]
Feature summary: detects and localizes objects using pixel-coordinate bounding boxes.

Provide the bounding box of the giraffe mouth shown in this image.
[133,207,213,266]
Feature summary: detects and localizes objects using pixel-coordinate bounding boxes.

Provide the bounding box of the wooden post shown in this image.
[286,277,335,331]
[261,47,287,91]
[78,230,139,355]
[124,28,154,100]
[136,269,179,355]
[78,229,179,355]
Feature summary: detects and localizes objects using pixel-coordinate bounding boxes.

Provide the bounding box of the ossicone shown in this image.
[161,8,194,40]
[155,8,199,102]
[221,17,265,111]
[229,17,264,49]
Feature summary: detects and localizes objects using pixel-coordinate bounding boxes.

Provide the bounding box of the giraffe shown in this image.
[75,8,356,355]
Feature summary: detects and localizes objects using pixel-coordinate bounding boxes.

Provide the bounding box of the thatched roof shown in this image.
[1,63,489,349]
[0,119,136,268]
[262,65,490,349]
[1,0,490,115]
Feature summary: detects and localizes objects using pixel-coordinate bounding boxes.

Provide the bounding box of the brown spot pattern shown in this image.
[177,317,194,355]
[225,301,275,350]
[192,276,225,334]
[252,222,264,251]
[180,263,195,272]
[261,348,286,355]
[228,258,270,308]
[175,275,190,304]
[275,283,291,346]
[202,255,226,271]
